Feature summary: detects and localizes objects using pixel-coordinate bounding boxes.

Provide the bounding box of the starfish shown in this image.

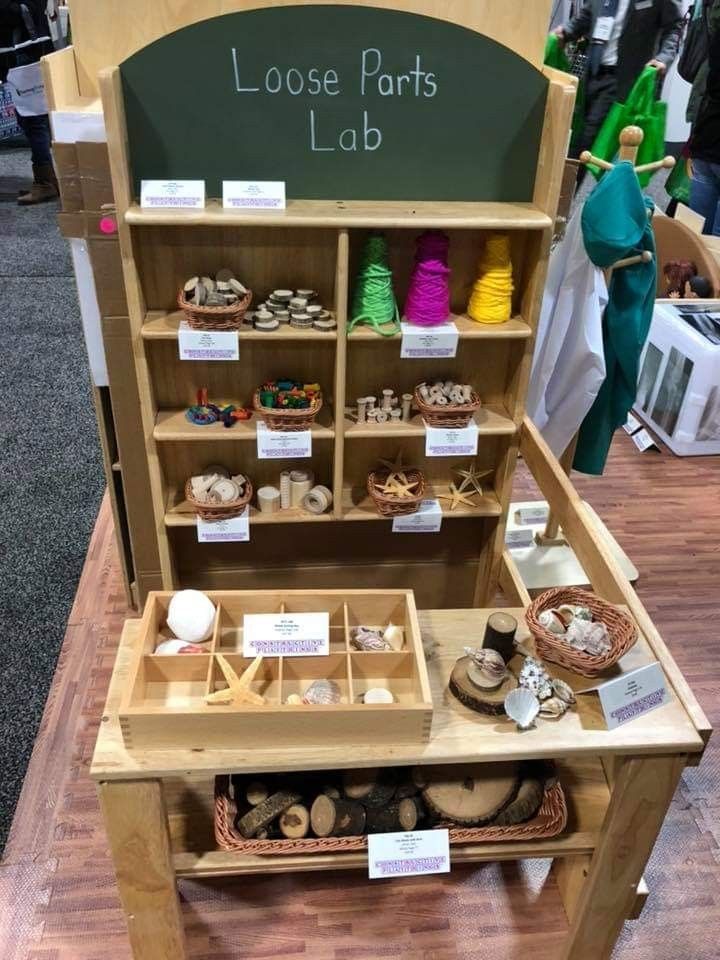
[376,475,419,498]
[453,460,493,496]
[378,450,413,484]
[437,482,478,511]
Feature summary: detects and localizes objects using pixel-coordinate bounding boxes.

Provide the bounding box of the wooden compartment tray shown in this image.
[119,589,433,750]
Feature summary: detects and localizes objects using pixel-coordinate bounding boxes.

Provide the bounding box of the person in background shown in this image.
[555,0,684,178]
[689,22,720,234]
[0,0,58,204]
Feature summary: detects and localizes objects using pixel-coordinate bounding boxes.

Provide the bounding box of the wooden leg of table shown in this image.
[553,854,591,923]
[99,779,186,960]
[561,754,685,960]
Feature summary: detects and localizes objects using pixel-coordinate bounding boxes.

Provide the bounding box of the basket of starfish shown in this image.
[367,453,426,516]
[178,269,253,331]
[414,379,481,428]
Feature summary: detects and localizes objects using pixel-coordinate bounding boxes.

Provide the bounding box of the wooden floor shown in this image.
[2,432,720,960]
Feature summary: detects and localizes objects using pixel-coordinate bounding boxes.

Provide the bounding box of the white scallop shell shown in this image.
[504,687,540,730]
[539,695,569,718]
[552,678,576,704]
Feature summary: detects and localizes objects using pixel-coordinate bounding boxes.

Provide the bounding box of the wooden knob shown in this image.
[620,125,644,147]
[579,150,593,164]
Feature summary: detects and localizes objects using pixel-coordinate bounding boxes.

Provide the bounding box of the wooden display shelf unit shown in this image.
[119,589,432,750]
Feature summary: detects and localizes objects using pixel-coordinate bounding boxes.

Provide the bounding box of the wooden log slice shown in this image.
[246,781,269,806]
[420,763,519,825]
[279,803,311,839]
[342,767,397,807]
[448,656,518,715]
[491,776,545,826]
[311,795,367,837]
[237,790,302,838]
[366,798,418,834]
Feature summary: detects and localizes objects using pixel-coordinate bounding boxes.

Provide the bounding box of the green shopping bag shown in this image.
[587,67,667,187]
[665,153,691,205]
[543,34,586,141]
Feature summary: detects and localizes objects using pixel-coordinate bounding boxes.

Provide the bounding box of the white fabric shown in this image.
[526,207,608,458]
[602,0,631,66]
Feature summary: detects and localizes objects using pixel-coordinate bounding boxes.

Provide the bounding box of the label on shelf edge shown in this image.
[623,413,642,435]
[514,505,549,526]
[196,509,249,543]
[631,428,659,453]
[243,612,329,657]
[424,420,479,457]
[256,421,312,459]
[368,829,450,879]
[140,179,205,209]
[505,527,534,549]
[579,662,669,730]
[178,320,239,361]
[392,499,442,533]
[400,321,459,359]
[223,179,286,210]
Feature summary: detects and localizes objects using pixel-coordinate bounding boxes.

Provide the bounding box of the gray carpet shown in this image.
[0,147,104,852]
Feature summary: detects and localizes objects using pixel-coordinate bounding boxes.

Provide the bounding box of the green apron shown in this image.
[573,162,656,476]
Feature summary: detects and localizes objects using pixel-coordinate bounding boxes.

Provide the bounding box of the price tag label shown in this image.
[392,499,442,533]
[400,321,459,359]
[425,420,478,457]
[514,505,549,526]
[243,612,329,657]
[631,428,659,452]
[196,509,249,543]
[589,663,670,730]
[178,320,239,361]
[505,527,534,549]
[368,829,450,879]
[223,179,286,210]
[140,179,205,209]
[623,413,642,435]
[256,421,312,459]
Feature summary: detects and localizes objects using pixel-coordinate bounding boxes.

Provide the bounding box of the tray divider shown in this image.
[205,602,223,695]
[343,602,354,702]
[343,602,351,651]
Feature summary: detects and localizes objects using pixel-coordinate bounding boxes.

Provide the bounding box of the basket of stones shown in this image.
[214,761,567,856]
[526,587,638,678]
[414,379,481,428]
[249,288,337,333]
[178,269,252,330]
[253,380,323,431]
[367,454,425,517]
[185,465,253,521]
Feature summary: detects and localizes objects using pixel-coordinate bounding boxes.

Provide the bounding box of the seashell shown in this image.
[573,606,593,622]
[504,687,540,730]
[302,679,342,705]
[552,678,576,704]
[519,657,553,700]
[556,605,577,627]
[351,626,392,652]
[363,687,394,704]
[154,638,205,655]
[285,694,303,705]
[539,609,566,635]
[382,623,404,650]
[539,695,569,718]
[565,618,611,655]
[463,647,507,690]
[167,589,215,644]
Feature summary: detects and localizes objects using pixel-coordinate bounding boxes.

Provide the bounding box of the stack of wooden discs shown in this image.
[448,650,518,715]
[248,288,337,333]
[178,269,252,330]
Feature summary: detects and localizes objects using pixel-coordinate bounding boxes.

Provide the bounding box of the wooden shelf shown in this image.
[344,405,516,439]
[347,314,532,341]
[342,484,502,520]
[165,493,333,526]
[126,199,552,230]
[154,409,335,441]
[142,310,338,342]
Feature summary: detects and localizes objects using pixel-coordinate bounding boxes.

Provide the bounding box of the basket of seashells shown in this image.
[185,467,253,521]
[525,587,637,678]
[178,269,253,330]
[414,380,481,428]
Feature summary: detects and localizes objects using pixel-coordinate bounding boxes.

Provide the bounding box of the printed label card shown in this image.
[368,829,450,879]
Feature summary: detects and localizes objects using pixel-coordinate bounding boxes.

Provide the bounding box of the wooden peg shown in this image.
[578,150,614,171]
[633,156,676,175]
[618,125,644,163]
[611,250,653,271]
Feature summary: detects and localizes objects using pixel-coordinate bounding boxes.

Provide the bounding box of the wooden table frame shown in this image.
[92,420,710,960]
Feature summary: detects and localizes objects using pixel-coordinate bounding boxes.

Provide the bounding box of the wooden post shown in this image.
[561,754,686,960]
[535,433,578,546]
[99,779,186,960]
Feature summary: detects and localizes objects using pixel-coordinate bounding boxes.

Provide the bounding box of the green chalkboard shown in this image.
[121,5,548,202]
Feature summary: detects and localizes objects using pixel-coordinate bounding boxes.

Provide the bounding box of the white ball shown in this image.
[166,590,216,644]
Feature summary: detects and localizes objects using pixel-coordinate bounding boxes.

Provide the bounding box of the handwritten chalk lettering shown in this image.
[231,49,341,96]
[360,49,438,97]
[310,109,381,152]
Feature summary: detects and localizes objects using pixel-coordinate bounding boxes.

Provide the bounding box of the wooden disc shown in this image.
[421,764,519,825]
[448,656,517,715]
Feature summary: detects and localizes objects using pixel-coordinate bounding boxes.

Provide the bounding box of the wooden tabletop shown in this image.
[91,608,704,781]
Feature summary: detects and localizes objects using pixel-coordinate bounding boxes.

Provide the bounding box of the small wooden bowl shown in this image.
[525,587,637,678]
[414,386,481,428]
[185,478,253,521]
[177,288,252,331]
[367,468,426,517]
[253,389,323,432]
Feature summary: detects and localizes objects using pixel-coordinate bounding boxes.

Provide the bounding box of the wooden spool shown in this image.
[419,763,520,825]
[448,656,518,715]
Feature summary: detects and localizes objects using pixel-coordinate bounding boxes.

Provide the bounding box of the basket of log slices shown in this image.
[178,269,252,330]
[215,762,567,855]
[185,468,253,521]
[414,379,481,428]
[526,587,637,678]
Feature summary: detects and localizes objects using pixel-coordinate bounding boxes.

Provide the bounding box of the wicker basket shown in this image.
[214,774,567,856]
[414,385,481,428]
[177,288,252,331]
[184,478,253,521]
[253,389,323,432]
[367,468,426,516]
[526,587,638,678]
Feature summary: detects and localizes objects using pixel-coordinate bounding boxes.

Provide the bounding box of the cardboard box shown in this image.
[88,239,128,316]
[77,141,114,210]
[52,141,83,212]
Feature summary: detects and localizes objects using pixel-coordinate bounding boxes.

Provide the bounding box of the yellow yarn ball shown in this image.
[467,234,514,324]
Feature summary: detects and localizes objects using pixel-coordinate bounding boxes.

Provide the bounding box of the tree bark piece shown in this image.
[366,798,418,833]
[311,795,366,837]
[279,803,311,839]
[420,763,519,825]
[246,781,269,806]
[448,656,518,715]
[237,790,302,838]
[343,767,396,807]
[492,775,544,825]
